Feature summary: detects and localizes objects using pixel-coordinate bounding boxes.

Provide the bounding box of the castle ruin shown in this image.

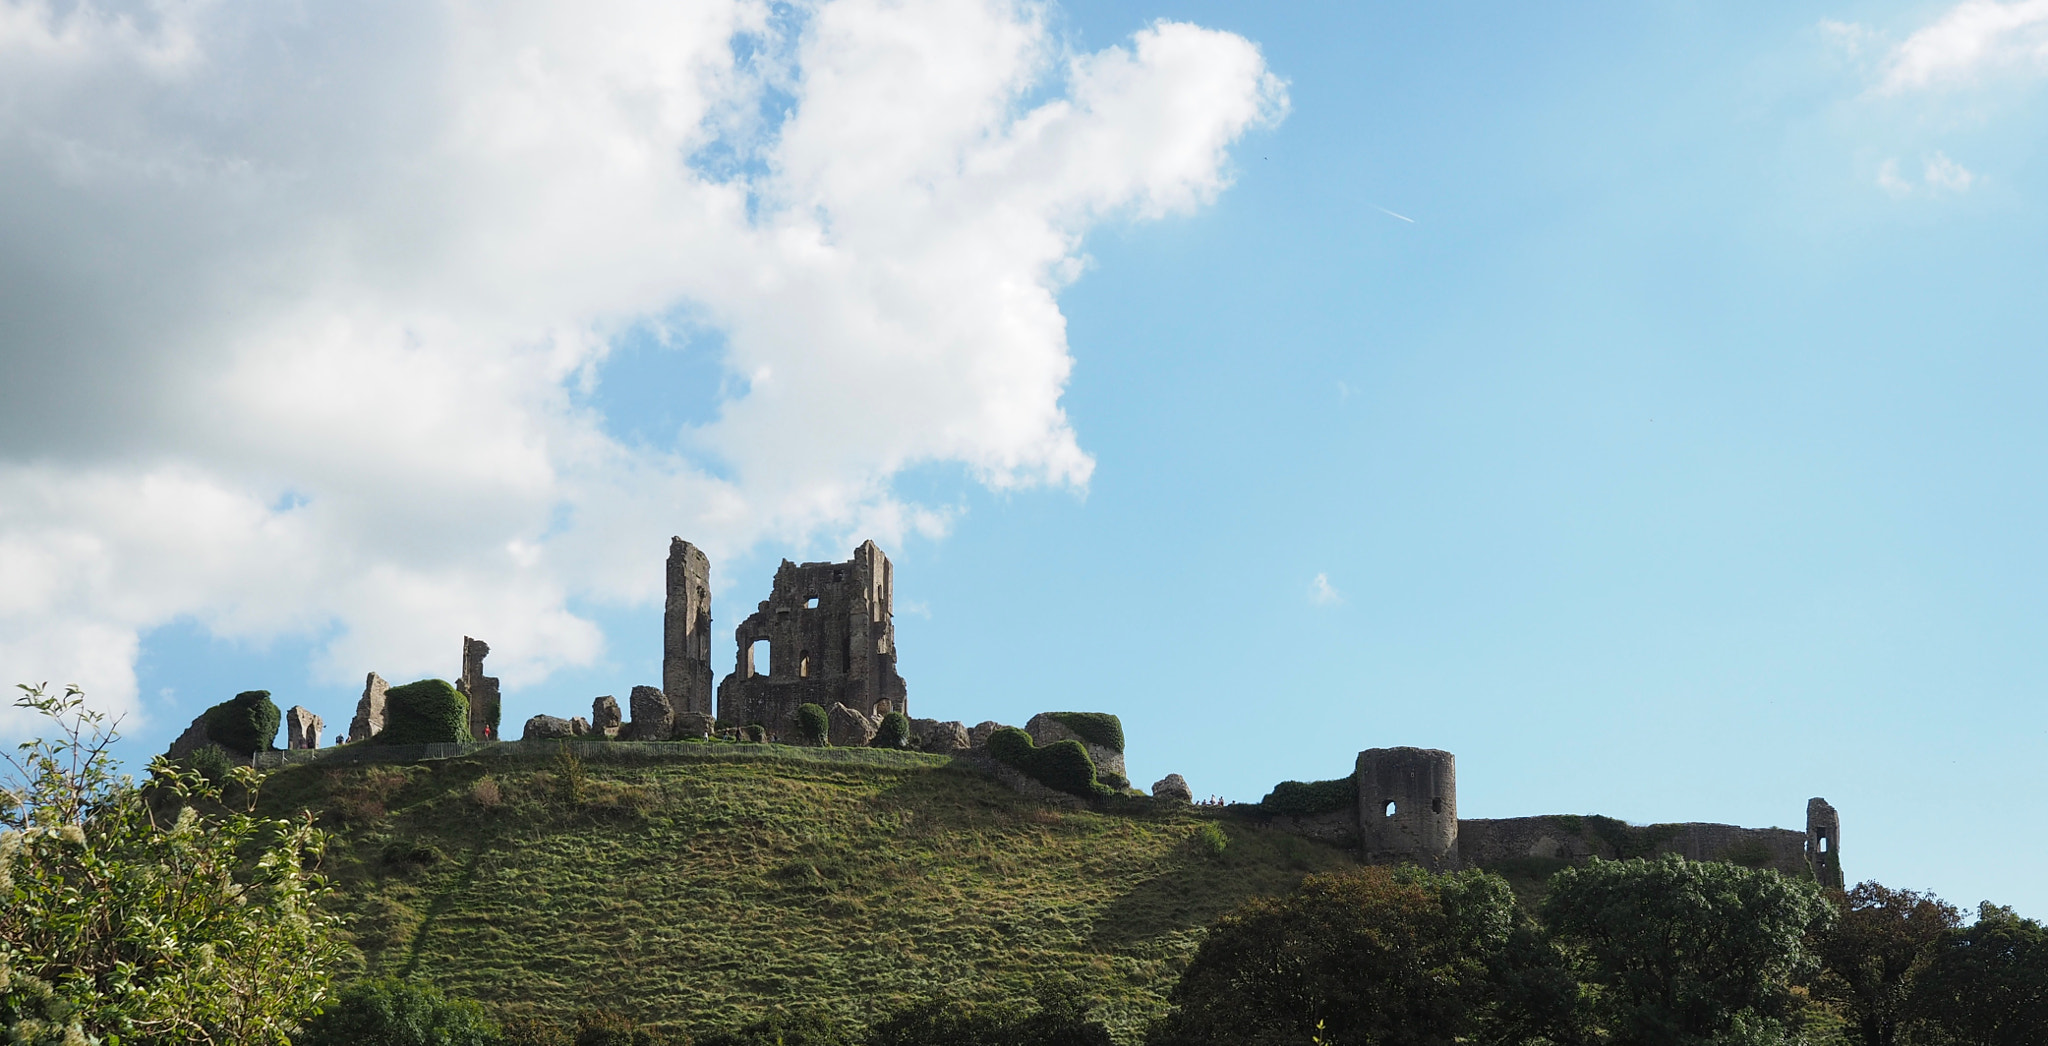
[1261,743,1843,882]
[457,637,501,741]
[260,534,1847,887]
[662,538,714,717]
[715,540,908,736]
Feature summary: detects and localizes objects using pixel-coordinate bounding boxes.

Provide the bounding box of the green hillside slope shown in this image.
[258,744,1359,1040]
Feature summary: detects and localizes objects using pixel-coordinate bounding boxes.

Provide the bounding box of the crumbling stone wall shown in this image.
[663,538,714,717]
[457,637,501,742]
[1456,816,1809,875]
[716,541,907,737]
[285,706,323,750]
[348,672,388,743]
[1243,744,1835,882]
[1807,797,1843,888]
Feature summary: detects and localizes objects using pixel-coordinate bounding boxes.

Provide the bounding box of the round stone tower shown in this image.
[1356,747,1459,870]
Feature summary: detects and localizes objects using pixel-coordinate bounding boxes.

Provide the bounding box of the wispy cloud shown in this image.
[1309,573,1342,606]
[1820,19,1879,57]
[1878,158,1914,197]
[1880,0,2048,93]
[1924,151,1977,191]
[1875,152,1977,196]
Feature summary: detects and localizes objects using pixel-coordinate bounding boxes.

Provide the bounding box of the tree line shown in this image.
[2,685,2042,1045]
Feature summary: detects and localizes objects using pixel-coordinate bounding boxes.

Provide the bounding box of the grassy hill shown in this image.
[257,743,1360,1041]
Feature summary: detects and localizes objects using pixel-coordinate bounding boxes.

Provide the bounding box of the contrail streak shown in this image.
[1375,205,1416,223]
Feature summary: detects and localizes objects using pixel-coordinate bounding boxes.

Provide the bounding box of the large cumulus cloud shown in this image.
[0,0,1285,726]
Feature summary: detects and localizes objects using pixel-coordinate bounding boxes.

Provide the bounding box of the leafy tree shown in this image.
[1541,854,1834,1046]
[298,977,498,1046]
[0,683,344,1045]
[1913,902,2048,1046]
[1148,865,1543,1046]
[1812,881,1960,1046]
[867,980,1111,1046]
[697,1009,846,1045]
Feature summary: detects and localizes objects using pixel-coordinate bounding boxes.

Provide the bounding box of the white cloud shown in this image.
[1877,157,1915,196]
[1309,573,1341,606]
[0,0,1286,730]
[1924,150,1977,190]
[1873,152,1977,195]
[1880,0,2048,93]
[1820,19,1879,57]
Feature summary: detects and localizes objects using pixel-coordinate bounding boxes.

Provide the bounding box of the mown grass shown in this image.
[259,744,1357,1041]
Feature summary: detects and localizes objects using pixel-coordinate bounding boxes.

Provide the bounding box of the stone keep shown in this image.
[663,538,714,717]
[348,672,388,742]
[1357,747,1459,871]
[1807,797,1843,889]
[285,706,324,750]
[457,637,501,741]
[716,540,908,736]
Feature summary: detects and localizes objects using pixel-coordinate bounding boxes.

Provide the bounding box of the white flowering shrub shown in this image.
[0,684,345,1045]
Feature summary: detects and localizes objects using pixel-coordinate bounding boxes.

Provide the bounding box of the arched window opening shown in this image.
[1819,836,1830,853]
[799,652,811,678]
[1431,797,1444,814]
[749,638,770,678]
[1383,800,1398,818]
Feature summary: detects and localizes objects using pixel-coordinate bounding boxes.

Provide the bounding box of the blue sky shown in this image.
[5,0,2046,918]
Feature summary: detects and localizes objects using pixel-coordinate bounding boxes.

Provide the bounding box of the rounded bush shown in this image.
[986,726,1033,765]
[744,723,767,743]
[1030,739,1100,797]
[375,679,472,745]
[1260,775,1359,818]
[985,728,1103,798]
[182,742,234,784]
[1045,711,1125,753]
[795,703,830,746]
[200,689,280,756]
[872,711,911,749]
[299,977,498,1046]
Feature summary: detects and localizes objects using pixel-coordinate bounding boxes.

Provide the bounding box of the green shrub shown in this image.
[4,684,343,1043]
[1191,822,1229,858]
[182,742,235,785]
[872,711,911,749]
[744,723,767,743]
[199,689,280,755]
[868,982,1111,1046]
[985,727,1107,799]
[695,1010,847,1045]
[374,679,471,745]
[298,977,498,1046]
[571,1008,686,1045]
[1044,712,1124,753]
[796,703,830,746]
[1259,775,1357,817]
[498,1014,573,1046]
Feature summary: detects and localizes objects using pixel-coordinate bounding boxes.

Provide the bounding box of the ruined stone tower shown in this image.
[1357,747,1459,871]
[662,538,713,717]
[716,540,907,736]
[457,637,501,741]
[1806,797,1842,889]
